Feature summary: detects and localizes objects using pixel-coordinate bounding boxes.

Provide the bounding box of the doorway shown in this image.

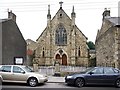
[62,54,67,65]
[55,54,67,65]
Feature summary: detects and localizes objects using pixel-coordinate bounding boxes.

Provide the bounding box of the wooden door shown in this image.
[62,54,67,65]
[56,54,60,59]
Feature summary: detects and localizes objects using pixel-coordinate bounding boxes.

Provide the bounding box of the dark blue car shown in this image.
[65,67,120,88]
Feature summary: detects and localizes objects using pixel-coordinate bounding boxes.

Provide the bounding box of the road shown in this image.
[1,82,120,90]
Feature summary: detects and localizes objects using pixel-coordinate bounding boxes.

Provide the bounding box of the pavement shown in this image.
[47,76,65,83]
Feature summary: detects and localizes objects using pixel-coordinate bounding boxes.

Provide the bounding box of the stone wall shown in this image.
[35,8,89,66]
[95,18,120,68]
[96,27,115,67]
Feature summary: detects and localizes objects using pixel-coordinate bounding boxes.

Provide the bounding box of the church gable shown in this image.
[51,8,72,26]
[34,2,89,66]
[51,5,87,41]
[37,2,87,43]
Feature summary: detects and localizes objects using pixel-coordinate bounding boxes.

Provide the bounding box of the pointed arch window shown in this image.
[55,24,67,45]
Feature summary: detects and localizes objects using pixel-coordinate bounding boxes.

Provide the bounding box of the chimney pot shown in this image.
[8,10,16,22]
[102,8,111,20]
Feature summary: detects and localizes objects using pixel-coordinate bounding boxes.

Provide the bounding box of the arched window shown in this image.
[55,24,67,45]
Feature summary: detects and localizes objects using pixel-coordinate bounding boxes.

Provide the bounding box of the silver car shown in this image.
[0,65,48,87]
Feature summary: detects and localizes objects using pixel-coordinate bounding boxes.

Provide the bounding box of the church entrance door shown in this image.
[55,54,61,63]
[56,54,60,59]
[62,54,67,65]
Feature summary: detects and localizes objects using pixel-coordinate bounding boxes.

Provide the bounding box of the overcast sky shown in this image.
[0,0,119,42]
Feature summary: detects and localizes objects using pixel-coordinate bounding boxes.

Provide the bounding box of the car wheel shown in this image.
[75,78,84,88]
[115,79,120,88]
[28,77,38,87]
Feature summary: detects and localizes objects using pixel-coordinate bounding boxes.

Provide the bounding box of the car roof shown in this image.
[94,66,113,68]
[88,67,116,69]
[0,65,26,67]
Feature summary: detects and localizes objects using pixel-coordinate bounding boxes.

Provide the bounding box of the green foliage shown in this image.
[87,41,95,50]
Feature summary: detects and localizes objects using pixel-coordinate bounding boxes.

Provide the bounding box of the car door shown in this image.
[102,67,119,84]
[0,65,12,81]
[11,66,28,82]
[85,67,104,84]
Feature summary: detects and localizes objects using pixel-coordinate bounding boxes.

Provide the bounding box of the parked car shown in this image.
[65,67,120,88]
[0,65,48,87]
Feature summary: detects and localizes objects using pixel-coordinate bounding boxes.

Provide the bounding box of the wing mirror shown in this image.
[89,72,94,75]
[21,71,25,74]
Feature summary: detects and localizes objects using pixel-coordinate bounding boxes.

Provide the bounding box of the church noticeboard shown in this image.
[14,57,23,65]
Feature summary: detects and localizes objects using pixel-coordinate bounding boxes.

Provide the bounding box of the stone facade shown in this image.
[95,9,120,68]
[34,3,89,66]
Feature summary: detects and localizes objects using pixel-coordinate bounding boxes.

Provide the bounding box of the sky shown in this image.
[0,0,119,43]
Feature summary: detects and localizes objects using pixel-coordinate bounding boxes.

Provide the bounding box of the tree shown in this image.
[87,41,95,50]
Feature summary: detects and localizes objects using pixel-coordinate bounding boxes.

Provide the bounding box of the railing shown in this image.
[38,66,87,75]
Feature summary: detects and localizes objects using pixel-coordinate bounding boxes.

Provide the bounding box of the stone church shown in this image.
[95,8,120,68]
[34,2,89,66]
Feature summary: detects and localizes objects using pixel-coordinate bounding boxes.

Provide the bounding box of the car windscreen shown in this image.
[80,67,94,74]
[22,66,33,72]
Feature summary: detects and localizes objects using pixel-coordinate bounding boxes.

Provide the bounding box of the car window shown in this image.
[91,68,103,74]
[0,66,11,72]
[13,66,24,73]
[22,66,33,72]
[104,67,115,74]
[114,68,119,73]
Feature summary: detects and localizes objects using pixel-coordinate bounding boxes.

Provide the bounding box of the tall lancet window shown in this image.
[78,47,81,57]
[55,24,67,45]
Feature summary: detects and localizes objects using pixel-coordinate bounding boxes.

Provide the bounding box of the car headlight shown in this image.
[67,76,73,79]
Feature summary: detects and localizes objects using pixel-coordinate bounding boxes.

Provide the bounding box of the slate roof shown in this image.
[106,17,120,26]
[0,19,10,23]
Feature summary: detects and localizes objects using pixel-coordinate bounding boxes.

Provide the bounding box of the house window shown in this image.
[55,24,67,45]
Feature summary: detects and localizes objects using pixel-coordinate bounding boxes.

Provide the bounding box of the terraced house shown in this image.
[0,11,26,65]
[95,8,120,68]
[33,2,89,66]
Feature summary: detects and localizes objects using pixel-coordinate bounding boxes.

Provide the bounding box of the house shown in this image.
[0,11,26,65]
[95,8,120,68]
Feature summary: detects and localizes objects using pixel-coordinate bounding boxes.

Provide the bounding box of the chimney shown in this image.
[8,10,16,22]
[102,8,110,20]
